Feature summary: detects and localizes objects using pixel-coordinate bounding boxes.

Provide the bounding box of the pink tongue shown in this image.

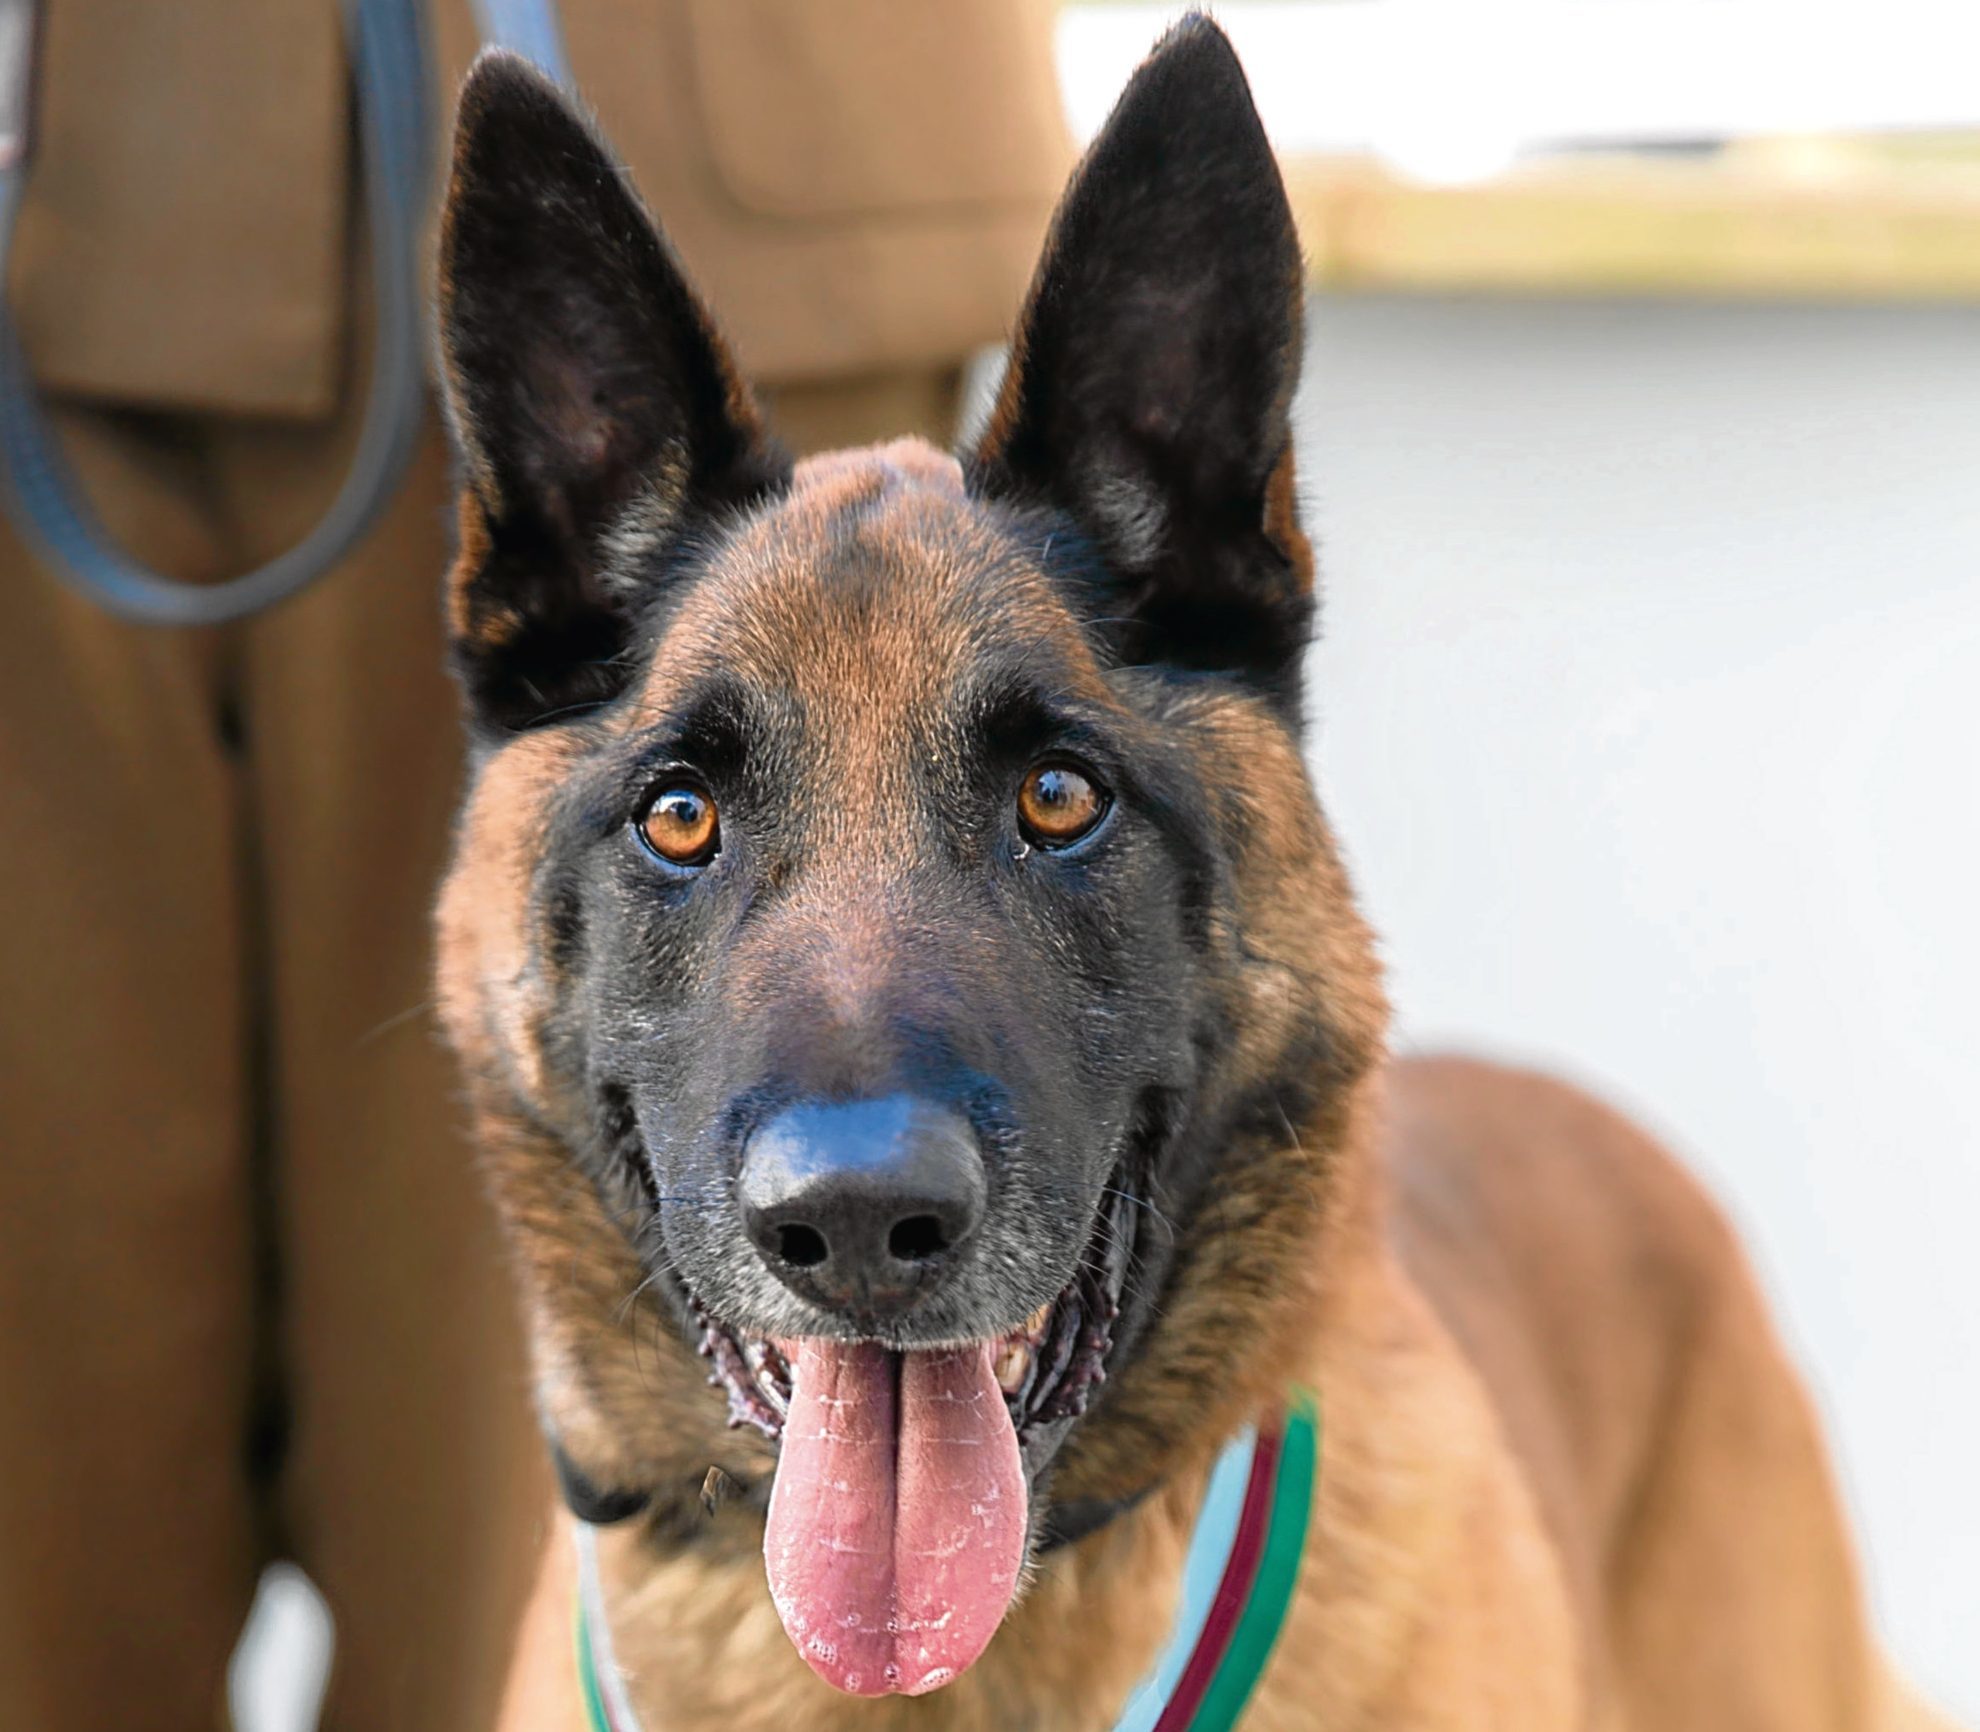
[764,1339,1027,1696]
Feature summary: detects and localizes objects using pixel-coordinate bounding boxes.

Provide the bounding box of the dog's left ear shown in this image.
[969,16,1311,709]
[437,54,788,732]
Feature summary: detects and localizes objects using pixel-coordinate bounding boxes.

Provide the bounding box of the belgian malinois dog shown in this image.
[434,18,1955,1731]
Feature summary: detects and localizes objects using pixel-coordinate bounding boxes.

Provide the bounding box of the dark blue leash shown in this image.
[0,0,436,625]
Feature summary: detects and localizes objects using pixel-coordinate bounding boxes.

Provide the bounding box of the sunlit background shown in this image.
[233,4,1980,1724]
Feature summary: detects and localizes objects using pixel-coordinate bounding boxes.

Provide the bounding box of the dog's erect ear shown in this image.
[438,55,788,731]
[969,16,1311,709]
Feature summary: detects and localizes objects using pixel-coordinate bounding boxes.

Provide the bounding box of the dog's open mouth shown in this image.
[686,1183,1134,1697]
[696,1275,1117,1444]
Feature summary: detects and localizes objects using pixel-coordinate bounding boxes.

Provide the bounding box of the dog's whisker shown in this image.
[355,997,437,1048]
[616,1266,669,1328]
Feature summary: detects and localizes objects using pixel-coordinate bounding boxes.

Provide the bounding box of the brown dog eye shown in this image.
[639,785,719,866]
[1017,762,1108,848]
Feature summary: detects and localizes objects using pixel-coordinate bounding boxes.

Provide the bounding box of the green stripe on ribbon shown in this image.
[1186,1387,1320,1731]
[577,1592,613,1732]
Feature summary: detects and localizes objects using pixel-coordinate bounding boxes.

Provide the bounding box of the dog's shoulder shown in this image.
[1372,1069,1930,1728]
[1378,1056,1753,1628]
[1384,1054,1744,1304]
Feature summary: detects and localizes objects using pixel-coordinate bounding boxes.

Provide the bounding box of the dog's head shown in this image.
[435,15,1383,1700]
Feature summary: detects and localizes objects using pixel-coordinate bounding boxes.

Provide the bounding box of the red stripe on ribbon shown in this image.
[1150,1426,1283,1732]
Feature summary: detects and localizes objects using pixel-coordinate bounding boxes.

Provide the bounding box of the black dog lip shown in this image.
[550,1436,651,1526]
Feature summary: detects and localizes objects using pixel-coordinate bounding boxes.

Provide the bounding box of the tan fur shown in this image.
[444,447,1952,1730]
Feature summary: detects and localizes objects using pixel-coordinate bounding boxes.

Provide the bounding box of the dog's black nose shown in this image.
[739,1095,986,1316]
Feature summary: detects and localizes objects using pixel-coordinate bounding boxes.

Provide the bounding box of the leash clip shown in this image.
[0,0,42,173]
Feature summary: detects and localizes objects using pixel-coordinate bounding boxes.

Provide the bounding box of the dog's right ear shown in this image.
[437,55,788,732]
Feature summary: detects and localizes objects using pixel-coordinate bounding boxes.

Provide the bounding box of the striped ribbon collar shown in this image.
[578,1387,1320,1732]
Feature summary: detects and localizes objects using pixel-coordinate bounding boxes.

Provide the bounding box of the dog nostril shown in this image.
[777,1224,829,1269]
[888,1214,949,1263]
[738,1097,987,1306]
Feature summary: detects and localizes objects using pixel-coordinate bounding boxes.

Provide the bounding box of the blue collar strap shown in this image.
[576,1388,1320,1732]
